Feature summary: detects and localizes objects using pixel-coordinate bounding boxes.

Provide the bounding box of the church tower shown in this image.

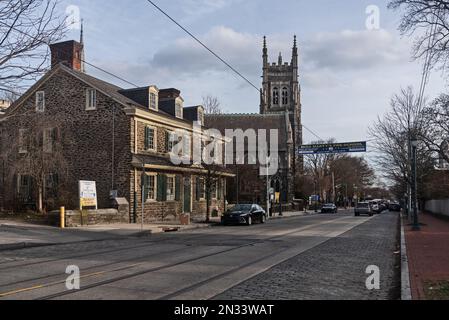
[260,36,303,181]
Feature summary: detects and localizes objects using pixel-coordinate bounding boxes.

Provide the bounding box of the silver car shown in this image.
[355,202,373,217]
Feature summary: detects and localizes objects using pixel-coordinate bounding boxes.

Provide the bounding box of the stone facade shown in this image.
[205,36,303,205]
[0,40,231,223]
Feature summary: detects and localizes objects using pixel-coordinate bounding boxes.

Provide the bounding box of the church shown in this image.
[205,36,303,206]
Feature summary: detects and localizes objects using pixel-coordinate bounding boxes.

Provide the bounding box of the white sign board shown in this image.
[79,181,98,209]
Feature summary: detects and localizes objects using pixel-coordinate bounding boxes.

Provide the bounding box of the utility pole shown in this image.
[411,137,420,231]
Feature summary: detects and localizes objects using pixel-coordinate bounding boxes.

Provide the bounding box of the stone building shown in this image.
[205,36,303,204]
[0,39,231,222]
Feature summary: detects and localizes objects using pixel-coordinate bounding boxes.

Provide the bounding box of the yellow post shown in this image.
[60,207,65,229]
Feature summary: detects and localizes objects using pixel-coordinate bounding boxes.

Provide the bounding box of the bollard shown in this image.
[60,207,65,229]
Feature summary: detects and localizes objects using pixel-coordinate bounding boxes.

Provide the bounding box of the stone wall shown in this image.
[48,208,129,227]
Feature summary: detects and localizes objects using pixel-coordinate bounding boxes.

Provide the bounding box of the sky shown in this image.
[59,0,448,146]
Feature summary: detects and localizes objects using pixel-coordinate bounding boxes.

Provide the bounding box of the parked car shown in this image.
[222,204,267,226]
[355,202,373,217]
[321,203,338,214]
[389,202,402,212]
[369,201,382,214]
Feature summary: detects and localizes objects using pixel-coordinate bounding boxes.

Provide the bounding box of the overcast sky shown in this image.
[61,0,447,145]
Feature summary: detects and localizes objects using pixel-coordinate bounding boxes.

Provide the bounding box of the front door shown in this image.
[183,177,192,213]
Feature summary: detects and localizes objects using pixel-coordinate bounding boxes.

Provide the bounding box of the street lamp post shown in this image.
[411,137,420,231]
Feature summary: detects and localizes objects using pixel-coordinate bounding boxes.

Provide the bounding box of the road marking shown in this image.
[0,263,142,298]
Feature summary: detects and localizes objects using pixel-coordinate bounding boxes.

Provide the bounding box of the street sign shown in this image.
[298,141,367,155]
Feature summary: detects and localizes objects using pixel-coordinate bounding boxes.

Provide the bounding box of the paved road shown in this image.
[0,210,399,300]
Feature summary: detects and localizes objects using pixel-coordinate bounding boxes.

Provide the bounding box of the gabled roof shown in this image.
[204,113,293,150]
[1,63,194,125]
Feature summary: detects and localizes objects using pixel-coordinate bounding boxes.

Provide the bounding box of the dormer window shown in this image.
[175,102,183,119]
[198,108,204,126]
[86,88,97,110]
[149,92,157,110]
[36,91,45,112]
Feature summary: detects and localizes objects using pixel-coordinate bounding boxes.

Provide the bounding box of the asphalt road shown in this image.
[0,210,399,300]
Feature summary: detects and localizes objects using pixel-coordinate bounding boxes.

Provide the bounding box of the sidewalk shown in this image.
[404,213,449,300]
[0,211,314,251]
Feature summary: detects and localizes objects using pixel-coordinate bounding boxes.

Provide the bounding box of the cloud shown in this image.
[302,29,409,72]
[150,26,262,79]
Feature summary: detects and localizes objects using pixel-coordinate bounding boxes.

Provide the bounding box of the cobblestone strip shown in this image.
[215,213,401,300]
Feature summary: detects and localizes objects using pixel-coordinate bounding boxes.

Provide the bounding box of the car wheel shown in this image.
[261,214,266,224]
[247,215,252,226]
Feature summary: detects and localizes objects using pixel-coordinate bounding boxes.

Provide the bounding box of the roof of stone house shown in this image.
[204,113,293,149]
[2,63,195,126]
[61,65,193,121]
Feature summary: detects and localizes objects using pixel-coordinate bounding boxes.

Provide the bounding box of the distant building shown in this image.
[206,36,303,205]
[0,39,231,221]
[438,141,449,170]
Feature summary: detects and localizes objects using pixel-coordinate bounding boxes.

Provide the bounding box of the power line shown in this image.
[144,0,260,92]
[302,125,323,141]
[81,59,140,88]
[144,0,328,143]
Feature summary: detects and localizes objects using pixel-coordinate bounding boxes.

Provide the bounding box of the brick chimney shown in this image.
[50,40,85,72]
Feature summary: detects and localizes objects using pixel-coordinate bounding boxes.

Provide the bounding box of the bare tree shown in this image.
[421,93,449,164]
[202,95,223,115]
[388,0,449,71]
[369,86,435,201]
[1,115,69,213]
[0,0,67,95]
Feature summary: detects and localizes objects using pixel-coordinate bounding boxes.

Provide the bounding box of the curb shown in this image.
[401,217,412,300]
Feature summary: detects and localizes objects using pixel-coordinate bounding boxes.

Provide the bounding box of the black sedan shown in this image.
[321,203,338,214]
[222,204,267,226]
[389,202,402,212]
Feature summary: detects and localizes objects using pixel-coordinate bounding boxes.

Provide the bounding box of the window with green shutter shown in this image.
[175,176,181,201]
[157,174,167,202]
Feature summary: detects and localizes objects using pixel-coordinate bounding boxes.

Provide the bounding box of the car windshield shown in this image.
[323,204,334,207]
[357,203,369,208]
[231,204,252,212]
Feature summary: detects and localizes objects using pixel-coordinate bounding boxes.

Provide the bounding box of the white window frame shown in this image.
[145,173,157,202]
[166,175,176,201]
[19,129,28,154]
[86,88,97,110]
[197,109,204,126]
[149,92,157,110]
[36,91,45,112]
[175,103,183,119]
[43,128,54,153]
[167,131,176,153]
[198,177,206,200]
[183,134,192,159]
[145,126,157,151]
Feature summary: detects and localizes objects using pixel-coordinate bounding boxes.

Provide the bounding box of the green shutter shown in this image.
[195,177,200,201]
[157,174,164,201]
[165,131,169,152]
[162,175,167,201]
[175,176,181,201]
